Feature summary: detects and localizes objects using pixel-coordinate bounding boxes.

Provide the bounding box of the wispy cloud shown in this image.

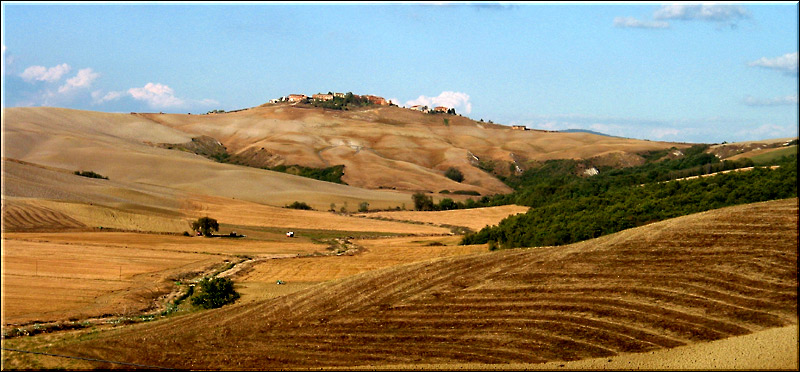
[653,4,751,22]
[613,16,669,29]
[58,68,99,94]
[91,90,123,104]
[20,63,71,82]
[743,95,799,107]
[501,113,796,143]
[748,52,798,76]
[734,123,797,141]
[405,91,472,114]
[616,4,751,31]
[128,82,185,108]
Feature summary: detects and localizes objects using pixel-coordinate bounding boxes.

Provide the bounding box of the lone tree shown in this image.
[192,216,219,237]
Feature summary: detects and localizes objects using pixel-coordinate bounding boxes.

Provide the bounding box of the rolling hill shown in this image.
[2,104,692,204]
[43,197,797,370]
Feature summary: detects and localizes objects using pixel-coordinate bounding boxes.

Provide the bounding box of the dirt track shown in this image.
[29,198,796,370]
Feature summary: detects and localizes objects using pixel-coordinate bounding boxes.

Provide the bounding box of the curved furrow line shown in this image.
[244,331,550,365]
[292,335,545,365]
[370,314,686,349]
[461,285,795,324]
[461,284,793,324]
[21,206,63,226]
[382,304,725,344]
[498,270,797,294]
[6,206,39,227]
[395,298,750,340]
[698,267,798,289]
[325,317,665,354]
[273,325,616,363]
[327,256,507,315]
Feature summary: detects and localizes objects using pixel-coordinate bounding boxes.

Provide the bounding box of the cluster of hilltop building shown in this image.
[269,92,390,105]
[269,92,454,114]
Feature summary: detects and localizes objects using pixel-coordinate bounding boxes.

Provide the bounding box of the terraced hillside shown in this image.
[49,198,797,370]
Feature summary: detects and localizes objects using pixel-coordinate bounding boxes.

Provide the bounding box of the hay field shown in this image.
[1,233,224,325]
[20,198,795,370]
[356,205,530,231]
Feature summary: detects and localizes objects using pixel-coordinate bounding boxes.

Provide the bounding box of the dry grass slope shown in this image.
[53,198,797,370]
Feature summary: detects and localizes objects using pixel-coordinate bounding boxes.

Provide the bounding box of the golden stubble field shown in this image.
[2,198,796,370]
[1,194,519,330]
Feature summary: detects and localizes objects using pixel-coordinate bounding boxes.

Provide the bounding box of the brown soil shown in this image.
[28,198,796,370]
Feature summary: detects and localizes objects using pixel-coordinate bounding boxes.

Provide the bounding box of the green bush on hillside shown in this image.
[74,170,108,180]
[190,277,239,309]
[285,201,313,210]
[444,167,464,183]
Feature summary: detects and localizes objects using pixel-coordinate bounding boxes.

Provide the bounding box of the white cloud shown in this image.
[748,52,798,76]
[654,4,750,22]
[735,123,796,140]
[128,82,185,108]
[91,90,123,104]
[405,91,472,114]
[743,95,798,106]
[648,127,681,139]
[58,68,99,93]
[613,16,669,29]
[20,63,71,82]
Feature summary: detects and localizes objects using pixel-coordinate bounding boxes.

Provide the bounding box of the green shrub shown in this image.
[285,201,313,210]
[190,277,239,309]
[452,190,480,196]
[444,167,464,183]
[74,170,108,180]
[412,192,435,211]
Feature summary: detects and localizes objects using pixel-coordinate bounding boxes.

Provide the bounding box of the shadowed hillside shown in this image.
[52,198,797,370]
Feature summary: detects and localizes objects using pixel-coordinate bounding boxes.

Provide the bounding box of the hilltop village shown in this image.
[269,91,459,115]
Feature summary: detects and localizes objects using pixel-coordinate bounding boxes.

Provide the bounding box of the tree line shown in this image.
[459,148,797,249]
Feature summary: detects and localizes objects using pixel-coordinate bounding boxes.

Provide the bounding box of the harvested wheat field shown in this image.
[356,205,530,231]
[19,198,795,370]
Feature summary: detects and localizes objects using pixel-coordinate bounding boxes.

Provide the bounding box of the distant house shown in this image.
[269,97,283,104]
[287,94,307,103]
[362,95,388,105]
[334,92,346,98]
[410,105,427,112]
[433,106,449,113]
[312,93,334,101]
[511,125,529,131]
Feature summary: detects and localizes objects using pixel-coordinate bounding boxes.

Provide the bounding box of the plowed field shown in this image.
[24,198,795,370]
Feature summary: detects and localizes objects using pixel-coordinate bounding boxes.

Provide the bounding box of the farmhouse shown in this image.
[362,95,388,105]
[511,125,529,131]
[433,106,449,113]
[312,93,334,101]
[287,94,308,103]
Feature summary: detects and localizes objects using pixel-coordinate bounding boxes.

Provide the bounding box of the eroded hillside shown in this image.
[132,103,692,195]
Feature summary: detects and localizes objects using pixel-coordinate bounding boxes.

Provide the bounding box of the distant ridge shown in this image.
[559,128,615,137]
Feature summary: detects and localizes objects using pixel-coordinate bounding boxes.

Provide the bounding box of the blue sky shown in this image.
[2,2,798,144]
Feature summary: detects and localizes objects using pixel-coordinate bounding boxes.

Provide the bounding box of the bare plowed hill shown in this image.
[3,105,691,198]
[52,198,797,370]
